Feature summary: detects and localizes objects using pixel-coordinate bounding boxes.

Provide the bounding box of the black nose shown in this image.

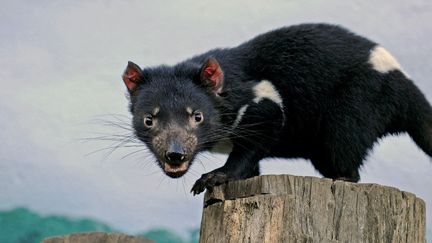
[165,151,186,164]
[165,141,187,164]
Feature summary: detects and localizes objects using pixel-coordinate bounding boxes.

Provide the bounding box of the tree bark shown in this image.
[199,175,426,243]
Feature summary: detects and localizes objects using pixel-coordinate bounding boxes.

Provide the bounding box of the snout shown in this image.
[162,141,190,178]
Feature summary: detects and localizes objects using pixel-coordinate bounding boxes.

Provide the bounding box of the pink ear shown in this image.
[200,57,224,94]
[122,61,142,92]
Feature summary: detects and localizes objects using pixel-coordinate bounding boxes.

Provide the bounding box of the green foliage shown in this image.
[139,227,199,243]
[0,208,113,243]
[140,228,187,243]
[0,208,200,243]
[187,228,200,243]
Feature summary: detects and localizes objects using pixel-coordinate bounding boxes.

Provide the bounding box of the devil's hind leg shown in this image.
[310,129,375,182]
[310,93,381,182]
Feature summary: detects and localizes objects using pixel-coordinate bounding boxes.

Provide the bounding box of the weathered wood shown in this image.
[43,232,153,243]
[199,175,426,243]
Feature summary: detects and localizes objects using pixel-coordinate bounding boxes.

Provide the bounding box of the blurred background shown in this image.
[0,0,431,242]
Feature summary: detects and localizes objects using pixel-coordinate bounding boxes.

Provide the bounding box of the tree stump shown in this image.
[43,232,153,243]
[199,175,426,243]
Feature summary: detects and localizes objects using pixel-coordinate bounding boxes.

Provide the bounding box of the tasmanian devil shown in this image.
[121,23,432,195]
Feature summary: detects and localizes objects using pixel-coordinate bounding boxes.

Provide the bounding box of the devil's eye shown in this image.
[194,111,203,123]
[144,114,153,128]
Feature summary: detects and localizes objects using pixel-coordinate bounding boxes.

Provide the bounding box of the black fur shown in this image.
[122,23,432,195]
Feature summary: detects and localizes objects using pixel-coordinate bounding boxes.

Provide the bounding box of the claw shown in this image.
[190,170,231,195]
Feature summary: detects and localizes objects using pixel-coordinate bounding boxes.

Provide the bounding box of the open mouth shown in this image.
[163,161,189,178]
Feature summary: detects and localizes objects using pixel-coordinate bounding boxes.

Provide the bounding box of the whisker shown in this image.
[157,174,167,188]
[181,177,187,196]
[120,148,149,160]
[143,169,162,177]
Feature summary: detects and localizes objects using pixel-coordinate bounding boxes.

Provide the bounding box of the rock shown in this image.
[42,232,153,243]
[199,175,426,243]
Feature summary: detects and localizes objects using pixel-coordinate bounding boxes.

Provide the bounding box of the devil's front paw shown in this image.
[191,171,231,195]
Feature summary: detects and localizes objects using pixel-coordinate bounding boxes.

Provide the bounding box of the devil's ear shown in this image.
[200,57,224,94]
[122,61,142,92]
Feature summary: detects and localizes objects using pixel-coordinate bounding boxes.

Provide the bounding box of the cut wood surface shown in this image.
[200,175,426,243]
[43,232,153,243]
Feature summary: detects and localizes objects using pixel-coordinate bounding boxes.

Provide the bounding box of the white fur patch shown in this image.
[252,80,283,107]
[210,139,233,154]
[369,46,404,74]
[231,80,284,129]
[232,104,249,128]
